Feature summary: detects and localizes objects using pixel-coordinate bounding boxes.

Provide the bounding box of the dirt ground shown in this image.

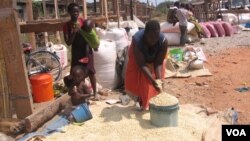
[165,31,250,124]
[10,29,250,141]
[60,31,250,124]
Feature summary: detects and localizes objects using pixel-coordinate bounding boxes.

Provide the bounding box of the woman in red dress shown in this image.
[125,20,168,110]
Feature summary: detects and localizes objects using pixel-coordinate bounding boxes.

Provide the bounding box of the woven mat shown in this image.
[165,59,212,78]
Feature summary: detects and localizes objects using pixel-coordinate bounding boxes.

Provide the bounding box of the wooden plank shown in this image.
[20,22,65,33]
[134,1,137,16]
[26,18,69,24]
[26,0,36,49]
[54,0,61,43]
[207,10,250,14]
[115,0,120,28]
[130,0,133,20]
[92,16,108,23]
[24,94,70,132]
[103,0,108,28]
[42,0,49,44]
[82,0,87,18]
[219,9,250,14]
[20,16,109,33]
[0,8,33,119]
[0,42,10,118]
[0,0,13,8]
[104,0,108,19]
[100,0,104,15]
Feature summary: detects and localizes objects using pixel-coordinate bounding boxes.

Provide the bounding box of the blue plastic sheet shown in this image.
[18,116,69,141]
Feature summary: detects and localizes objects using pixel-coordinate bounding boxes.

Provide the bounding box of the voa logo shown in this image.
[226,129,246,136]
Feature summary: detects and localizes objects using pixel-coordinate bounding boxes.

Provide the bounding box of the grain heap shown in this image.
[150,92,179,106]
[47,102,212,141]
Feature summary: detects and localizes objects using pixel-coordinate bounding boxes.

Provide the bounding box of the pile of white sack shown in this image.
[95,20,140,89]
[222,13,250,25]
[160,22,198,46]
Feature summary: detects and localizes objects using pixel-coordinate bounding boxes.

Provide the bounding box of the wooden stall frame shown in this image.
[0,2,33,119]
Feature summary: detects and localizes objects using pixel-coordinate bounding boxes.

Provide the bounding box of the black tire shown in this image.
[26,50,62,82]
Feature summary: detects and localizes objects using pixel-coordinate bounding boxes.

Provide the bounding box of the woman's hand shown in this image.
[152,79,163,92]
[90,94,100,101]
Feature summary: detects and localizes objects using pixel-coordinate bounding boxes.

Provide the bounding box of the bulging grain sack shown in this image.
[222,22,233,36]
[96,27,108,39]
[189,59,204,70]
[128,28,139,41]
[238,13,250,24]
[200,23,211,38]
[161,22,195,33]
[163,33,180,46]
[150,92,179,106]
[222,13,238,24]
[94,40,117,89]
[212,22,226,37]
[109,28,130,51]
[205,23,218,37]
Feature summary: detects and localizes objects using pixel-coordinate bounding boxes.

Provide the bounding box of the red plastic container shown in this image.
[29,73,54,103]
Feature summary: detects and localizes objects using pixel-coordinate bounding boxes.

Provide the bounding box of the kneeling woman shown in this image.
[125,20,168,110]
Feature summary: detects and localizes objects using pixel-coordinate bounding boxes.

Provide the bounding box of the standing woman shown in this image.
[125,20,168,110]
[63,3,98,100]
[185,3,203,38]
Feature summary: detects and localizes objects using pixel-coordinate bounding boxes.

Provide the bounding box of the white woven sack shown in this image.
[160,22,195,33]
[94,40,117,89]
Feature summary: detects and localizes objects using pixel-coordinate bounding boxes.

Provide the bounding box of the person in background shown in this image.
[68,65,91,106]
[63,3,99,100]
[185,3,203,38]
[174,2,191,46]
[125,20,168,110]
[166,4,178,26]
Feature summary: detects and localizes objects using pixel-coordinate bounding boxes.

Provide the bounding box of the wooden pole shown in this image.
[82,0,87,18]
[94,0,97,13]
[0,0,13,119]
[205,0,208,21]
[130,0,133,20]
[104,0,109,28]
[104,0,108,18]
[134,1,137,16]
[43,0,49,45]
[0,0,33,119]
[24,94,70,132]
[115,0,120,28]
[54,0,61,43]
[26,0,36,49]
[0,49,10,118]
[100,0,104,16]
[146,0,148,18]
[113,0,116,14]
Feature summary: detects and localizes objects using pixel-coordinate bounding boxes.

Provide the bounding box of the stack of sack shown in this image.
[95,25,137,89]
[222,13,250,25]
[200,21,236,38]
[160,22,197,45]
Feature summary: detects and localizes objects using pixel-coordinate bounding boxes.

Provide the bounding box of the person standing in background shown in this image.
[185,3,203,38]
[174,2,191,46]
[63,3,99,100]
